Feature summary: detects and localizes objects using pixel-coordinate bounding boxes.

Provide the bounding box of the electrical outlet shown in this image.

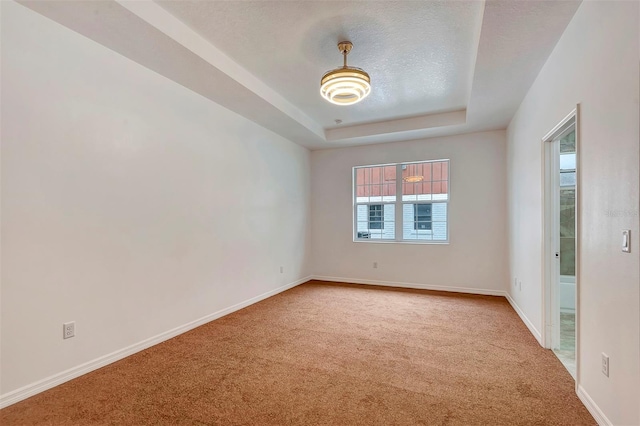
[63,321,75,339]
[518,280,522,291]
[373,262,378,269]
[280,266,283,274]
[514,277,518,288]
[622,230,630,253]
[602,353,609,377]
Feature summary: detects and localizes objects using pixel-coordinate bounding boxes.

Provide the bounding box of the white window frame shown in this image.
[352,159,450,244]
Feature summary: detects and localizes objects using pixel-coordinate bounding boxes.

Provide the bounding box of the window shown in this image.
[354,160,449,242]
[369,205,384,229]
[413,204,432,230]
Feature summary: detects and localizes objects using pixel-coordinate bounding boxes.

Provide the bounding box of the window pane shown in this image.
[432,203,448,240]
[371,167,381,184]
[401,160,448,201]
[369,204,383,229]
[381,183,396,202]
[403,203,447,240]
[432,181,442,194]
[356,205,368,225]
[433,162,442,181]
[402,181,413,196]
[403,204,423,239]
[384,165,396,181]
[355,203,394,240]
[560,171,576,187]
[560,130,576,153]
[382,204,395,239]
[414,204,432,230]
[401,163,429,182]
[560,153,576,171]
[432,221,447,241]
[356,165,396,203]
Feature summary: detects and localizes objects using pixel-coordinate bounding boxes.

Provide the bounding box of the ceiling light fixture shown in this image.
[320,41,371,106]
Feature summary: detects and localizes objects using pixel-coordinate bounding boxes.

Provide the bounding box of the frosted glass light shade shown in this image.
[320,67,371,106]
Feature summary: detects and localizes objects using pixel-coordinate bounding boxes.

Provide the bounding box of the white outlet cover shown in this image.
[622,230,630,253]
[602,353,609,377]
[63,322,75,339]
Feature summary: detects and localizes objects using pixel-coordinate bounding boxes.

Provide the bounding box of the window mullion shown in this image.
[395,164,402,241]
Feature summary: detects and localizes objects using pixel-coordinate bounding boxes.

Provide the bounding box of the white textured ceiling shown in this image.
[156,1,484,129]
[16,0,581,149]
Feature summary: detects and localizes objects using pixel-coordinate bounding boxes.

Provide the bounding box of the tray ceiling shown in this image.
[16,0,581,149]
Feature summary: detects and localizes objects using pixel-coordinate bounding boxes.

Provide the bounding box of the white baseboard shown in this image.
[310,275,507,297]
[504,292,543,345]
[0,276,311,409]
[577,385,613,426]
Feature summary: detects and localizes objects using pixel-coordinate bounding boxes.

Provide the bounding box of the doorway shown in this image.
[543,110,578,379]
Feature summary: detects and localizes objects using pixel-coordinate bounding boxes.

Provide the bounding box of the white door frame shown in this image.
[543,134,562,350]
[541,105,580,385]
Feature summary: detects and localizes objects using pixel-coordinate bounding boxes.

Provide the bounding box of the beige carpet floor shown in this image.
[1,281,595,425]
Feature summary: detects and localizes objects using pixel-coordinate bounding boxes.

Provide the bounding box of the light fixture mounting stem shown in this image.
[337,41,353,68]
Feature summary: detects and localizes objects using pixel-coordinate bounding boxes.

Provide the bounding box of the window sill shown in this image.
[352,239,449,245]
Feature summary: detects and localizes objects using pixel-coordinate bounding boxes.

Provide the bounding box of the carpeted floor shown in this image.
[1,281,595,425]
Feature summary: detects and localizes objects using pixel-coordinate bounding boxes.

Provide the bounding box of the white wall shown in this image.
[311,131,508,294]
[506,1,639,424]
[0,2,311,398]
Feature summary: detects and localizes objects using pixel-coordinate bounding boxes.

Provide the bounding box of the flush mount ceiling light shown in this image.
[320,41,371,106]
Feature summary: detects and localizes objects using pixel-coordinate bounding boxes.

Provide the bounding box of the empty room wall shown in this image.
[311,130,508,294]
[1,2,311,401]
[506,1,639,424]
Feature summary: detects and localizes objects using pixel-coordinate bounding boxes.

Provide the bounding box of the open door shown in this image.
[543,109,579,380]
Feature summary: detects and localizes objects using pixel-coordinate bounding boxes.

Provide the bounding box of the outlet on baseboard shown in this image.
[280,266,284,274]
[373,262,378,269]
[514,277,518,288]
[602,353,609,377]
[63,322,75,339]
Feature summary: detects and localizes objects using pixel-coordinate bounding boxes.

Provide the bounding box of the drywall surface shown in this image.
[1,2,310,395]
[311,130,508,293]
[506,1,639,424]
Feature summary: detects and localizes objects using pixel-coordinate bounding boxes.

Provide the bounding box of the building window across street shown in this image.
[369,205,384,229]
